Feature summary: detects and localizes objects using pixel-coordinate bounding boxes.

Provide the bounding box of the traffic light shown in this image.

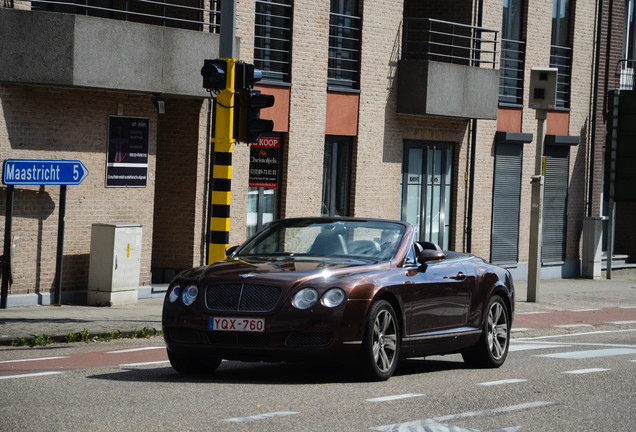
[201,59,227,90]
[233,62,275,143]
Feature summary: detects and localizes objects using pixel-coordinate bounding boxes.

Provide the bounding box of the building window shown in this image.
[499,0,526,105]
[542,145,570,264]
[550,0,572,108]
[491,142,523,264]
[321,136,353,216]
[328,0,361,89]
[254,0,293,83]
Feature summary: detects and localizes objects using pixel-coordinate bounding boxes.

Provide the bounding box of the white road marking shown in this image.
[119,360,170,367]
[514,328,636,341]
[223,411,299,422]
[571,309,600,312]
[563,368,610,374]
[509,343,571,352]
[367,393,424,402]
[552,324,593,328]
[0,356,68,364]
[516,311,551,315]
[537,348,636,359]
[106,346,165,354]
[371,401,553,431]
[0,371,63,380]
[511,328,534,332]
[608,320,636,325]
[477,379,527,386]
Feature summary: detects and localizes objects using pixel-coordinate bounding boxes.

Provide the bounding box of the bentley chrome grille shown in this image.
[205,283,281,312]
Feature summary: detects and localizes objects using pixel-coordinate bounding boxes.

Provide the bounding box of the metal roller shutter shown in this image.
[491,142,523,264]
[542,145,570,263]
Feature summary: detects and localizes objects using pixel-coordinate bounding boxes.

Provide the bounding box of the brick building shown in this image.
[0,0,628,307]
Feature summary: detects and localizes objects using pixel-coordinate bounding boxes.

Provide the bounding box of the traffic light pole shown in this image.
[208,58,236,264]
[208,0,236,264]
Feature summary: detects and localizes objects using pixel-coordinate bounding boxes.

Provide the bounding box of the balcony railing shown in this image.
[499,38,525,105]
[5,0,221,32]
[328,11,361,89]
[619,59,635,90]
[402,18,498,68]
[550,44,572,108]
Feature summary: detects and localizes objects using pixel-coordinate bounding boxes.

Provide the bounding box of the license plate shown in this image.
[209,317,265,332]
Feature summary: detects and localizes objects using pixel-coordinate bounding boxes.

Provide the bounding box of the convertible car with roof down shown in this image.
[162,217,514,380]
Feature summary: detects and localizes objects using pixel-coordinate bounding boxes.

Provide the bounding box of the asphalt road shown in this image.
[1,310,635,432]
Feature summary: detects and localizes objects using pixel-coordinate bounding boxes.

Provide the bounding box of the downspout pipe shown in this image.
[467,0,484,253]
[588,0,603,217]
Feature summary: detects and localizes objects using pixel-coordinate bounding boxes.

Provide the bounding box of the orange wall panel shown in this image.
[546,111,569,135]
[325,91,359,136]
[497,107,522,132]
[255,84,290,133]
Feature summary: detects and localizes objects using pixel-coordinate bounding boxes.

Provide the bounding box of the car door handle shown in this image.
[449,272,466,281]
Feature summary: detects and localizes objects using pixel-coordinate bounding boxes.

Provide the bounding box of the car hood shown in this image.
[178,256,389,288]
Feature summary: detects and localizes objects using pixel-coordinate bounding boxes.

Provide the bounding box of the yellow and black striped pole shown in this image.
[208,58,236,264]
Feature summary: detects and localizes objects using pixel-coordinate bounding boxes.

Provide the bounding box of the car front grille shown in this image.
[205,283,282,312]
[285,332,333,347]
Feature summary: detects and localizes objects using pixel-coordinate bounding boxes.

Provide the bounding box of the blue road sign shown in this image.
[2,159,89,186]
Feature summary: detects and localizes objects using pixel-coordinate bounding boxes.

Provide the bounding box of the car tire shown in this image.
[462,295,510,368]
[361,300,400,381]
[167,349,222,375]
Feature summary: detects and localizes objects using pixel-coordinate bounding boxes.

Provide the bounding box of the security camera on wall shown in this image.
[529,67,558,110]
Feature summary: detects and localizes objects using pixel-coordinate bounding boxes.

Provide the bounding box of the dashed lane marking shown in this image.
[0,371,63,380]
[366,393,424,402]
[0,356,68,364]
[477,379,527,386]
[607,320,636,325]
[563,368,610,374]
[509,343,571,352]
[536,348,636,359]
[552,324,593,328]
[119,360,170,367]
[106,346,165,354]
[223,412,299,422]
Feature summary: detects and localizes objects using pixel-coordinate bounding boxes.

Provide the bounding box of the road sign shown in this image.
[2,159,89,186]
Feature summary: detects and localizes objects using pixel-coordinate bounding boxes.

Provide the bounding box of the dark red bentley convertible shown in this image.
[162,217,514,380]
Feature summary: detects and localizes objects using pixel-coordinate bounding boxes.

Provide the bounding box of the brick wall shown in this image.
[0,84,157,297]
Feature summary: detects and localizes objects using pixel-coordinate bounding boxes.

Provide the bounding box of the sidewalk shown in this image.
[0,275,635,345]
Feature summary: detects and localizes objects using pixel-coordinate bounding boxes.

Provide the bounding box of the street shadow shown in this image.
[86,356,468,385]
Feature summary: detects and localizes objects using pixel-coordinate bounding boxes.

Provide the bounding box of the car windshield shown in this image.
[236,219,406,261]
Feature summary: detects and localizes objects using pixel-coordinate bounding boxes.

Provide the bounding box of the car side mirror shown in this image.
[226,245,239,257]
[417,249,446,264]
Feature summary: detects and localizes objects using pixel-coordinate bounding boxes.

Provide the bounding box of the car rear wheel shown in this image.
[167,349,222,375]
[361,300,400,381]
[462,295,510,368]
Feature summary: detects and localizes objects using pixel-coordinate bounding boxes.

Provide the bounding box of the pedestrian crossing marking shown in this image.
[536,348,636,359]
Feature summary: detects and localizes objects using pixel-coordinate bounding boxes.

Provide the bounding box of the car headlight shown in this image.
[168,285,181,303]
[293,288,318,310]
[322,288,345,307]
[182,285,199,306]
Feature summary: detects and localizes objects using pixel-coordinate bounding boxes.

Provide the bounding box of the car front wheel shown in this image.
[462,295,510,368]
[167,349,222,375]
[361,300,400,381]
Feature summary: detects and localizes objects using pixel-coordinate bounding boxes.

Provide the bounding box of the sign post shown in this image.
[2,159,89,308]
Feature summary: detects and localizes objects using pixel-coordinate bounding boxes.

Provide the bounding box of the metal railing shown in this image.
[254,0,292,83]
[498,38,525,105]
[402,18,499,68]
[550,44,572,108]
[6,0,220,32]
[619,59,635,90]
[328,11,361,89]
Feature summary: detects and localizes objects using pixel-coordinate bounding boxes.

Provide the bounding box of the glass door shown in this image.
[401,141,453,250]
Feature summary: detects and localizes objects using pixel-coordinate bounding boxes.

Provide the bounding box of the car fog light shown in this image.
[182,285,199,306]
[293,288,318,310]
[322,288,345,307]
[168,286,181,303]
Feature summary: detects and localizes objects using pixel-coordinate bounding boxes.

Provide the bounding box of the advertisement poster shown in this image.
[249,136,281,188]
[106,116,149,187]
